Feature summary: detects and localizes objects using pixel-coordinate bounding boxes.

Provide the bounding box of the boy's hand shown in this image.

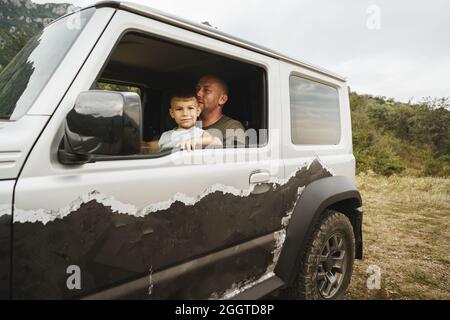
[176,133,223,151]
[176,137,201,151]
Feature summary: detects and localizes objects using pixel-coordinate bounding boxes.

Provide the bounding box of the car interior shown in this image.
[92,31,268,153]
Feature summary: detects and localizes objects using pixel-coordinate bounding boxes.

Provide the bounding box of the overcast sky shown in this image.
[32,0,450,102]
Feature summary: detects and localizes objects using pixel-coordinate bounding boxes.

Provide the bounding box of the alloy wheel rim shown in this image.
[316,233,348,298]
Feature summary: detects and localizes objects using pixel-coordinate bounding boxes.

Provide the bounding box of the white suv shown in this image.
[0,1,362,299]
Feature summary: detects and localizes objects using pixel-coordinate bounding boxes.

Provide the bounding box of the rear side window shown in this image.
[289,76,341,145]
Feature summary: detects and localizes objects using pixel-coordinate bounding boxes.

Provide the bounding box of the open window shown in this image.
[92,31,267,156]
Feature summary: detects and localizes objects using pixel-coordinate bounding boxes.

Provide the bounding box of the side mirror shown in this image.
[59,90,142,164]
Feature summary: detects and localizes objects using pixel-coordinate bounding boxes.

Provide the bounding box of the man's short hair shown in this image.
[201,75,229,95]
[168,88,197,107]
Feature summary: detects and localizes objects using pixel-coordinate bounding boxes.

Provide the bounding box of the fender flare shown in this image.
[275,175,362,285]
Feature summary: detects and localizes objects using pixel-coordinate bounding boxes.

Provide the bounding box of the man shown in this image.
[195,75,246,146]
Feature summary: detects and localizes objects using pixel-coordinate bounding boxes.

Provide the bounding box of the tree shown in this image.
[9,31,31,55]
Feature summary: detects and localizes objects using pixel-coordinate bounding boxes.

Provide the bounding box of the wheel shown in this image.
[289,210,355,300]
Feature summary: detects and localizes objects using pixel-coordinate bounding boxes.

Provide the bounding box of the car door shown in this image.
[12,9,287,299]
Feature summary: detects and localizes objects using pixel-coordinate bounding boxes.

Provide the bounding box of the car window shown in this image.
[289,76,341,145]
[92,31,268,158]
[0,8,95,120]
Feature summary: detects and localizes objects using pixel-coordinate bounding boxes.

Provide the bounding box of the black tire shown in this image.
[288,210,355,300]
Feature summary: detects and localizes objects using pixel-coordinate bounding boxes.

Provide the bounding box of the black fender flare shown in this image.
[275,175,363,285]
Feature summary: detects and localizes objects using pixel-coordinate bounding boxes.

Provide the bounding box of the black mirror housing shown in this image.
[63,90,142,160]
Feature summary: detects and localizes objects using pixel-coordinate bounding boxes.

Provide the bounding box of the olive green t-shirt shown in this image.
[203,115,246,147]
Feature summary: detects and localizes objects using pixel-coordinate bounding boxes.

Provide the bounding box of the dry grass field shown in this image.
[346,172,450,299]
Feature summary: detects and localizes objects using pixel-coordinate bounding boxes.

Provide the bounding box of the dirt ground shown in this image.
[345,172,450,299]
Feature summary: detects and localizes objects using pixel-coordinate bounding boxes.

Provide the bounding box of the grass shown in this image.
[345,172,450,299]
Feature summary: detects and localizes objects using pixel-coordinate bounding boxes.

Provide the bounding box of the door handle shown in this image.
[249,171,271,184]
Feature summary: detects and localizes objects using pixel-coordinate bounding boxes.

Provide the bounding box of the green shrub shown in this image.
[423,154,450,177]
[350,92,449,177]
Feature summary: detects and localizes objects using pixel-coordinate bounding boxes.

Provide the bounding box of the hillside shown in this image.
[0,0,74,70]
[351,93,450,177]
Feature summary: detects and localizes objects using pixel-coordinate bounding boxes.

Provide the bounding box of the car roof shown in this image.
[86,1,346,82]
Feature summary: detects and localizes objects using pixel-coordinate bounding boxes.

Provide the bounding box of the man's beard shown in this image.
[199,103,213,118]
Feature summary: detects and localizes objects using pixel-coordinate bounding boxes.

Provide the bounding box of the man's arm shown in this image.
[202,131,223,147]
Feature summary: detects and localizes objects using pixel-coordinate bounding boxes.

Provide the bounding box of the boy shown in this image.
[157,90,222,152]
